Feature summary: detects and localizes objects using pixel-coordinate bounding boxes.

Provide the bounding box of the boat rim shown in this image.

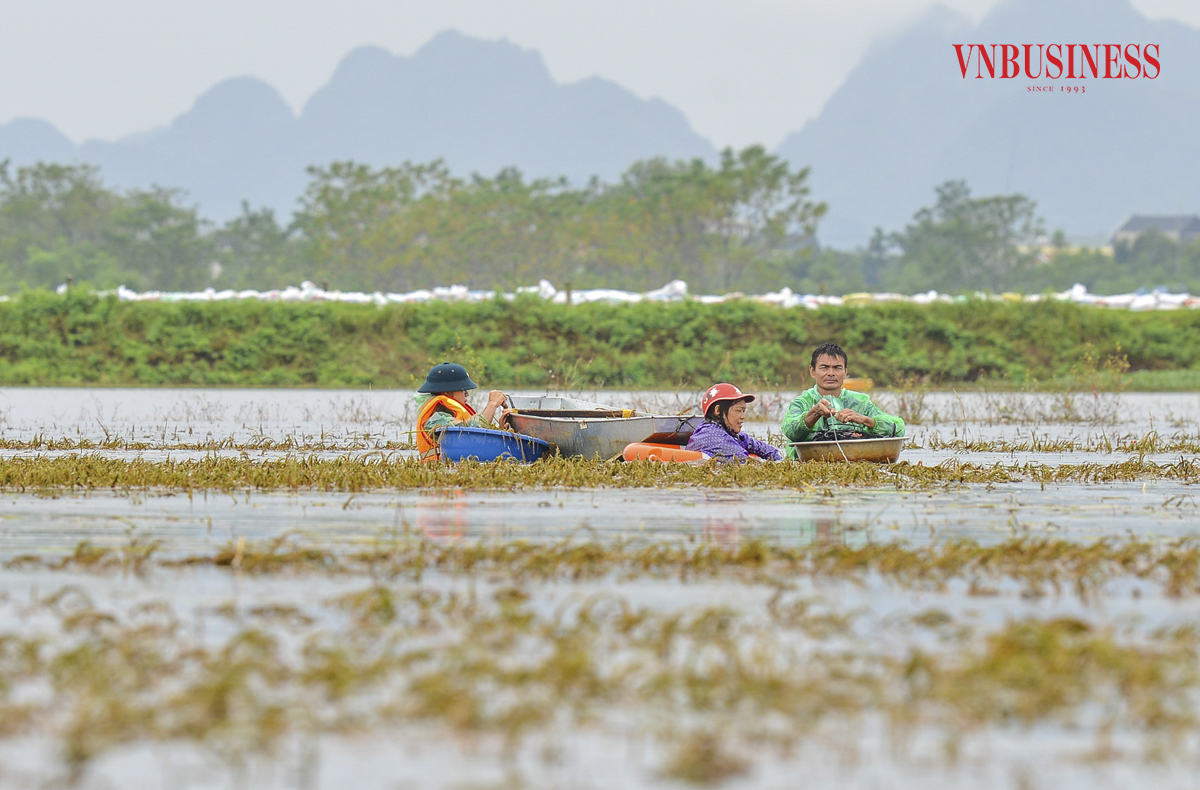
[786,436,907,447]
[436,425,552,445]
[510,412,699,423]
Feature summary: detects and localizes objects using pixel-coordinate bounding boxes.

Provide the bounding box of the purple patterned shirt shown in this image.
[686,421,784,461]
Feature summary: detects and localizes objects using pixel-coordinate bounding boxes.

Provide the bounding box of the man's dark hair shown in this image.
[810,343,848,368]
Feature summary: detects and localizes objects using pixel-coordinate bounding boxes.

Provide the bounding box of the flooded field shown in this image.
[1,387,1199,789]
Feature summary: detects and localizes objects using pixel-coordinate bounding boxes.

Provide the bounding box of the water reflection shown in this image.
[0,481,1195,563]
[806,517,845,545]
[415,490,468,542]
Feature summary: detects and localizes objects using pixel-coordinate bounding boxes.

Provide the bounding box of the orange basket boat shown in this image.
[622,442,708,463]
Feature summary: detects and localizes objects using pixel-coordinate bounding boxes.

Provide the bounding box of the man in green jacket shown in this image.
[780,343,905,459]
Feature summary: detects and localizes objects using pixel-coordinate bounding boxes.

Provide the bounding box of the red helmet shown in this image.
[700,383,756,416]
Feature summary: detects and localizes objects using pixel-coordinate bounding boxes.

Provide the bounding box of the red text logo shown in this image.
[953,44,1160,79]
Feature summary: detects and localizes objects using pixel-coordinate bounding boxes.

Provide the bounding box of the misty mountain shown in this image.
[0,30,714,221]
[777,0,1200,246]
[78,78,303,220]
[0,118,76,166]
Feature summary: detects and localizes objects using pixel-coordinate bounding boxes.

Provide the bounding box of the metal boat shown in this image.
[789,436,906,463]
[507,395,616,412]
[506,396,701,460]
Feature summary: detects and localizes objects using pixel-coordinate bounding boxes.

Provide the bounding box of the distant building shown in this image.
[1111,215,1200,246]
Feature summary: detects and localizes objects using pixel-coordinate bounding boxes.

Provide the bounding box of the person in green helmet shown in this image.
[414,362,509,462]
[780,343,905,460]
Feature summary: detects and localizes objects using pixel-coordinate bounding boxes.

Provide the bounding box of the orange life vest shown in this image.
[416,395,477,462]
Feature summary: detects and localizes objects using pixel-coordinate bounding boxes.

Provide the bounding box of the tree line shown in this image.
[0,150,824,295]
[2,156,1196,296]
[797,181,1200,297]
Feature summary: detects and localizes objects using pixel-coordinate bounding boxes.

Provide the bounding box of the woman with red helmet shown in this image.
[685,383,783,461]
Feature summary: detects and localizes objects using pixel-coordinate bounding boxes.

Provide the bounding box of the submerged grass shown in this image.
[0,436,414,452]
[10,424,1200,457]
[928,617,1199,732]
[14,533,1200,599]
[924,430,1200,455]
[175,535,1200,598]
[3,577,1199,785]
[0,454,1199,492]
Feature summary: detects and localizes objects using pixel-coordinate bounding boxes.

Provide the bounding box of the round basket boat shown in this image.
[789,436,906,463]
[437,427,552,463]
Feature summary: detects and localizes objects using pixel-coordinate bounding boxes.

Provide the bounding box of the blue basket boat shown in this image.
[436,426,553,463]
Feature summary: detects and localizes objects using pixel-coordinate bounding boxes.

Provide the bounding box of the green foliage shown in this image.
[292,146,826,293]
[826,183,1200,297]
[209,204,297,289]
[885,180,1044,294]
[6,160,1196,300]
[1,294,1200,388]
[0,161,212,292]
[1020,231,1200,295]
[0,150,827,295]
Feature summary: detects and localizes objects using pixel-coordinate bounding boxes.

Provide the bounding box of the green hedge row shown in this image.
[0,290,1196,389]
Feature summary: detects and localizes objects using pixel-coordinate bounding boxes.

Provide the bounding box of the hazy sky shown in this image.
[1,0,1198,149]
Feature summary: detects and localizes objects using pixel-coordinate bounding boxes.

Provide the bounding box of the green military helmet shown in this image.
[418,362,478,393]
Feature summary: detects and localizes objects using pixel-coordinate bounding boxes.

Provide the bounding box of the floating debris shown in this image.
[74,279,1200,312]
